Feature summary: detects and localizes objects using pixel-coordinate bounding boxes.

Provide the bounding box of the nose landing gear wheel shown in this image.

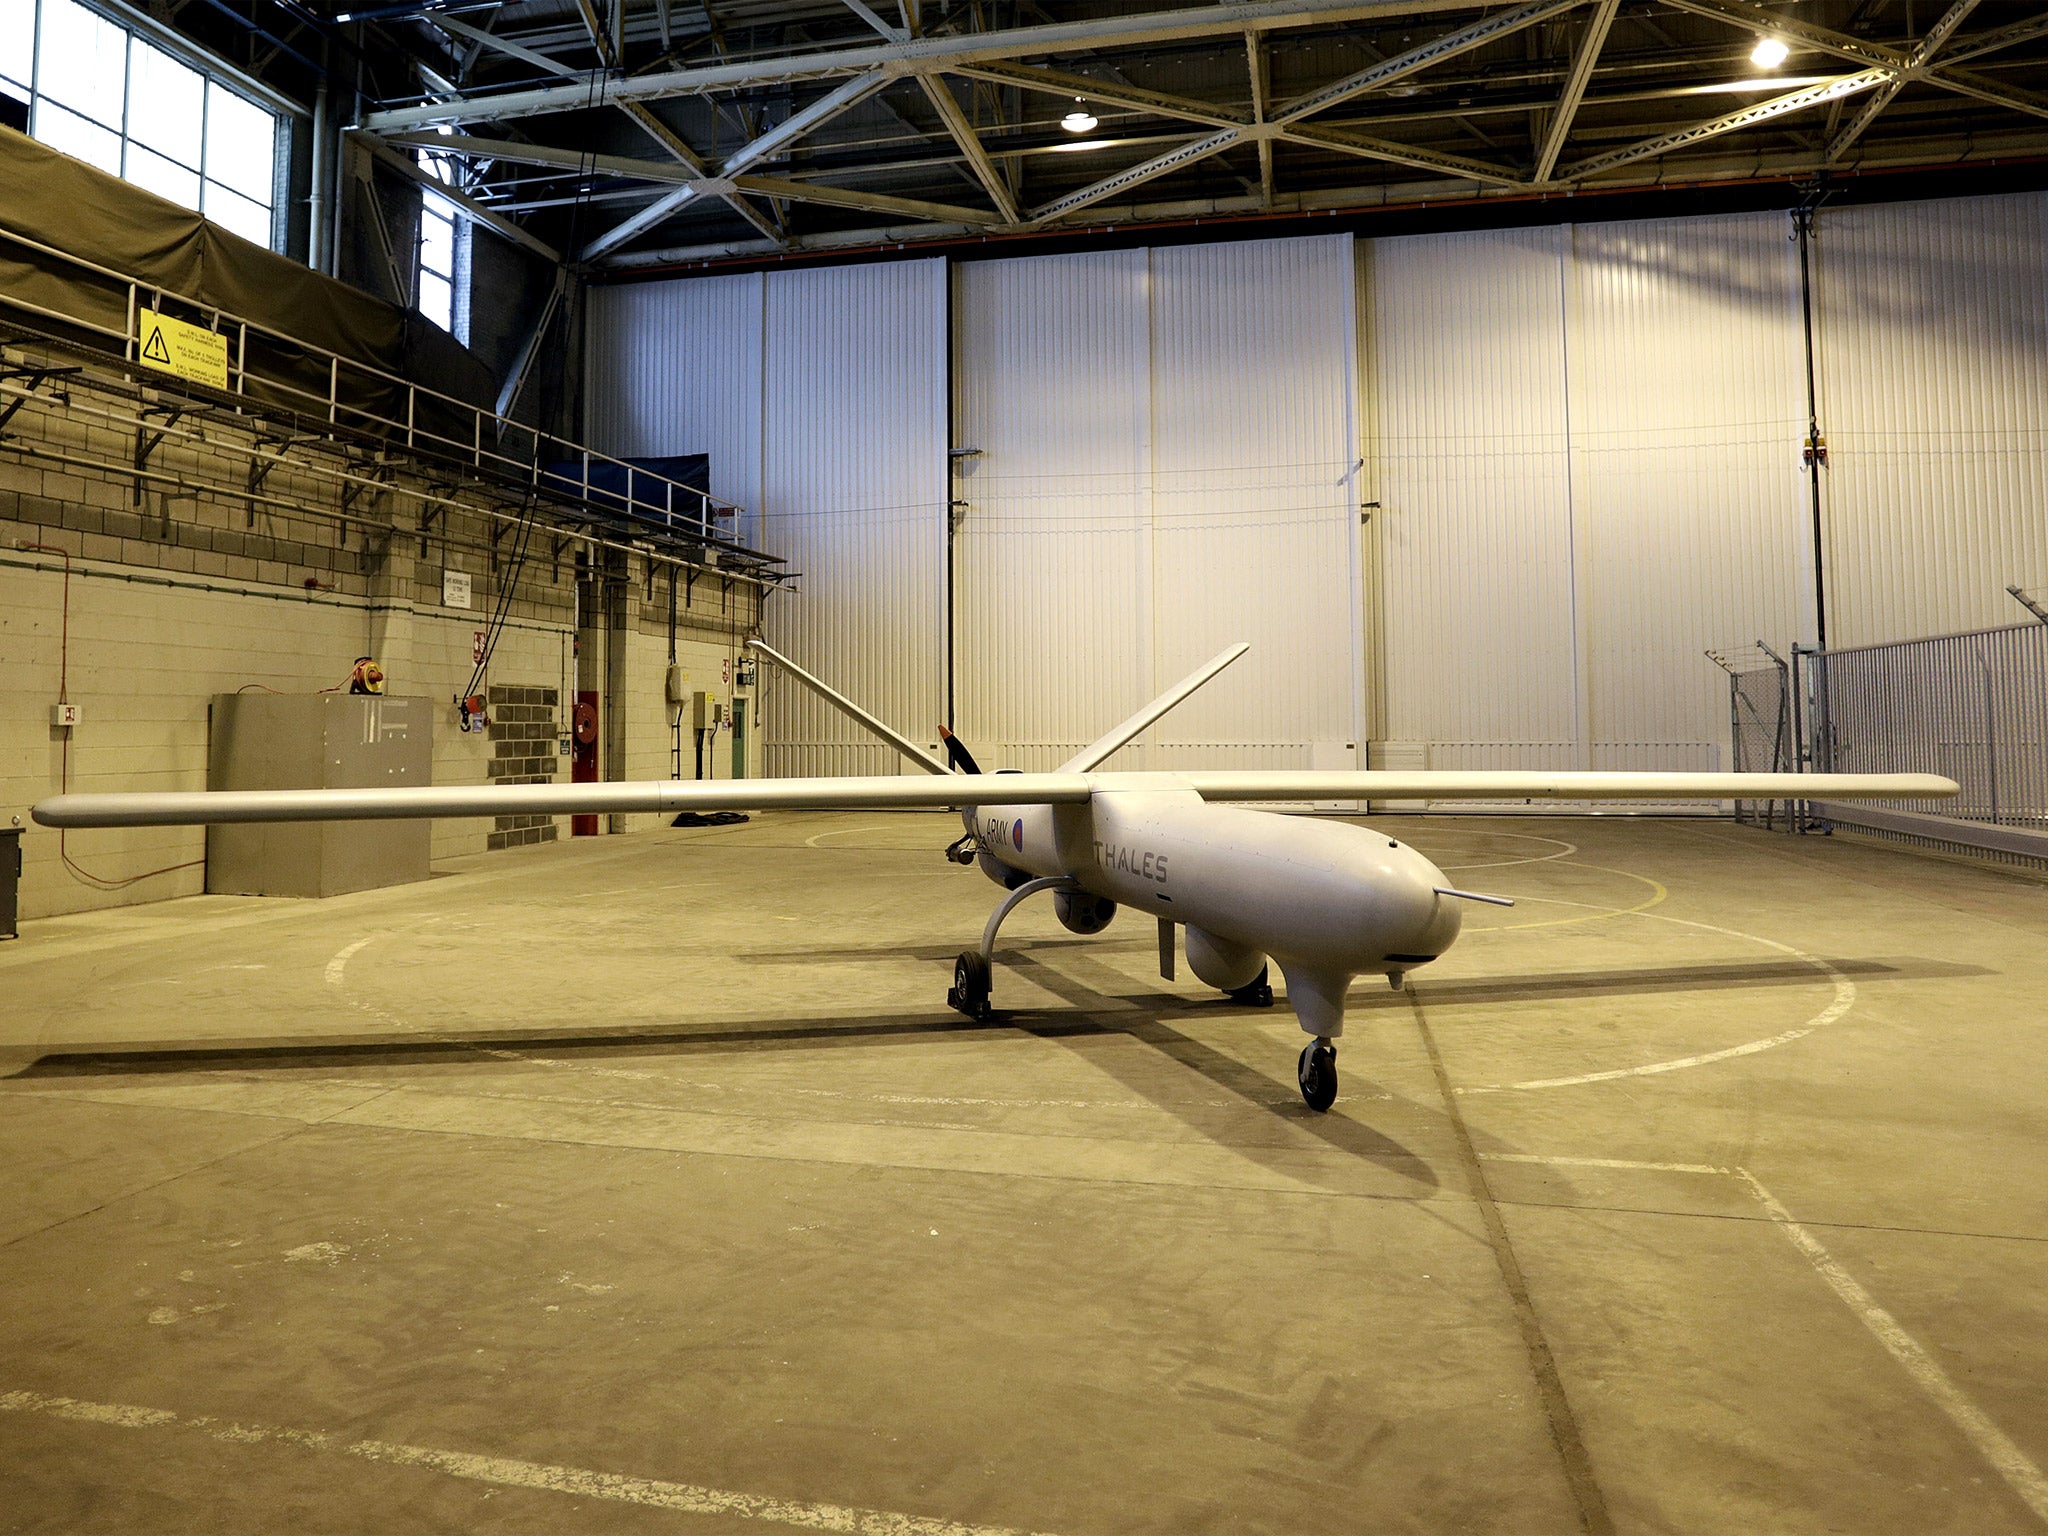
[1297,1040,1337,1112]
[948,950,993,1021]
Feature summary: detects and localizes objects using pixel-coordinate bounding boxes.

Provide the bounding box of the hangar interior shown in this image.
[3,1,2048,1532]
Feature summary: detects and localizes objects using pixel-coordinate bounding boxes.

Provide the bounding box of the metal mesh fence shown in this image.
[1728,661,1793,829]
[1806,621,2048,864]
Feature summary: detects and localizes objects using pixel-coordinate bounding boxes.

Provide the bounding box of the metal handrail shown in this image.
[0,221,763,561]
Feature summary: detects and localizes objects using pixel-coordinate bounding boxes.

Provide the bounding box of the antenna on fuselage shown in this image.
[746,640,955,777]
[1059,643,1252,774]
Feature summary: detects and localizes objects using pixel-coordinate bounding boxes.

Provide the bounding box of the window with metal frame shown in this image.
[414,148,469,340]
[2,0,282,249]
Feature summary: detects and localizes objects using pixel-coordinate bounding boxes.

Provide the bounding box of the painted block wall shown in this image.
[0,325,763,921]
[0,550,573,920]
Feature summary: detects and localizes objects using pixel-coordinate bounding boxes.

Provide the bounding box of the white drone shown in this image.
[34,642,1955,1112]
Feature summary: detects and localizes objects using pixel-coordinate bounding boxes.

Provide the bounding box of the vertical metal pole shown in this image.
[328,356,339,424]
[235,323,247,395]
[1790,646,1806,833]
[124,284,136,364]
[1793,196,1829,650]
[1984,651,2000,824]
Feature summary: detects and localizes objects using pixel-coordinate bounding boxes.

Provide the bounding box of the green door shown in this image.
[730,698,747,779]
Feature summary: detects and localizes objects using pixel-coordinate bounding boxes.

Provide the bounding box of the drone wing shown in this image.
[32,774,1093,827]
[32,769,1957,828]
[1179,771,1959,803]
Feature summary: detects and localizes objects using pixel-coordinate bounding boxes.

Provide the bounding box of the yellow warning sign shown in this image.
[137,307,229,390]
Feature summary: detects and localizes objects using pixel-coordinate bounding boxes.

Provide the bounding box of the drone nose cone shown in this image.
[1384,845,1461,961]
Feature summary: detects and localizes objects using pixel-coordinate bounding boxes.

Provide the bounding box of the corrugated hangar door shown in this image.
[951,234,1363,774]
[757,260,951,779]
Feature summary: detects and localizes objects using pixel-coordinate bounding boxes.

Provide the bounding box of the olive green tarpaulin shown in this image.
[0,125,495,443]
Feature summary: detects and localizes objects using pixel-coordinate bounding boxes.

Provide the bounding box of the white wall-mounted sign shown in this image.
[443,569,473,609]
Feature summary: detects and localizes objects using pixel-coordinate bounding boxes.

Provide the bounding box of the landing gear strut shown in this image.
[1297,1037,1337,1113]
[946,876,1076,1022]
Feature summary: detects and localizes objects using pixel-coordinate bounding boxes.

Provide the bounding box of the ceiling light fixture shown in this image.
[1061,98,1098,134]
[1750,36,1789,69]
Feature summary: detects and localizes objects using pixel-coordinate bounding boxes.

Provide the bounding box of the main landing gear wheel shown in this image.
[1227,965,1273,1008]
[1297,1040,1338,1113]
[948,951,993,1021]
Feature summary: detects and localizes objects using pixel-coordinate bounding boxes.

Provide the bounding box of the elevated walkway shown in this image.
[0,221,786,588]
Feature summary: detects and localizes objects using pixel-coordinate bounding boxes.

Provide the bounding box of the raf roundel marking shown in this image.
[1012,819,1024,852]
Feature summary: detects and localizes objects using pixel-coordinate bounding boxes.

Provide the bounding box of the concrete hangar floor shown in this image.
[0,813,2044,1535]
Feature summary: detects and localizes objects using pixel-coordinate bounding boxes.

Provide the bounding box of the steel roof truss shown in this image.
[1274,0,1584,126]
[1657,0,1909,72]
[918,75,1020,223]
[1533,0,1618,183]
[947,59,1250,131]
[1925,64,2048,124]
[728,172,1000,227]
[1828,0,1979,163]
[1279,121,1521,185]
[1028,128,1244,224]
[360,0,1490,131]
[1939,11,2048,67]
[581,68,892,259]
[1561,69,1891,182]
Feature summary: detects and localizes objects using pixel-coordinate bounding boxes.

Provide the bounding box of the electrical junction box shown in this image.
[51,703,80,728]
[665,664,687,707]
[691,690,714,729]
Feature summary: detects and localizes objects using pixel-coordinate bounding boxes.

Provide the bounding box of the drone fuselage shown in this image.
[966,779,1462,1038]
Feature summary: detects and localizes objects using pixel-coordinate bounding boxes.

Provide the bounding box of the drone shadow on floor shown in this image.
[3,949,1987,1200]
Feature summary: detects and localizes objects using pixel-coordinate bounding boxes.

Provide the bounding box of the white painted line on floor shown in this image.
[1459,912,1856,1095]
[1734,1169,2048,1525]
[1480,1154,1729,1176]
[323,936,381,989]
[803,824,900,848]
[0,1388,1063,1536]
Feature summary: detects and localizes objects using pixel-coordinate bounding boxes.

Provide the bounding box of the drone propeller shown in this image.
[938,725,982,775]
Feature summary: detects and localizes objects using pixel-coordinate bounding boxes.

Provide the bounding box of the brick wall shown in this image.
[486,684,559,850]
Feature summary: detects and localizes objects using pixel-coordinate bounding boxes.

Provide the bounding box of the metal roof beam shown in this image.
[1274,0,1584,126]
[1658,0,1908,72]
[1926,64,2048,123]
[840,0,908,43]
[728,172,1000,227]
[1246,30,1273,205]
[430,14,583,80]
[616,101,787,249]
[1533,0,1617,182]
[352,132,563,262]
[1827,0,1978,163]
[1027,128,1243,224]
[380,131,701,183]
[1561,69,1890,181]
[581,68,892,260]
[1278,121,1521,184]
[917,76,1019,223]
[360,0,1497,130]
[1940,12,2048,67]
[570,0,618,71]
[949,58,1250,130]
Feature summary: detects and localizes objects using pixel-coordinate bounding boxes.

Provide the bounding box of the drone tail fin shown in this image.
[1058,644,1251,774]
